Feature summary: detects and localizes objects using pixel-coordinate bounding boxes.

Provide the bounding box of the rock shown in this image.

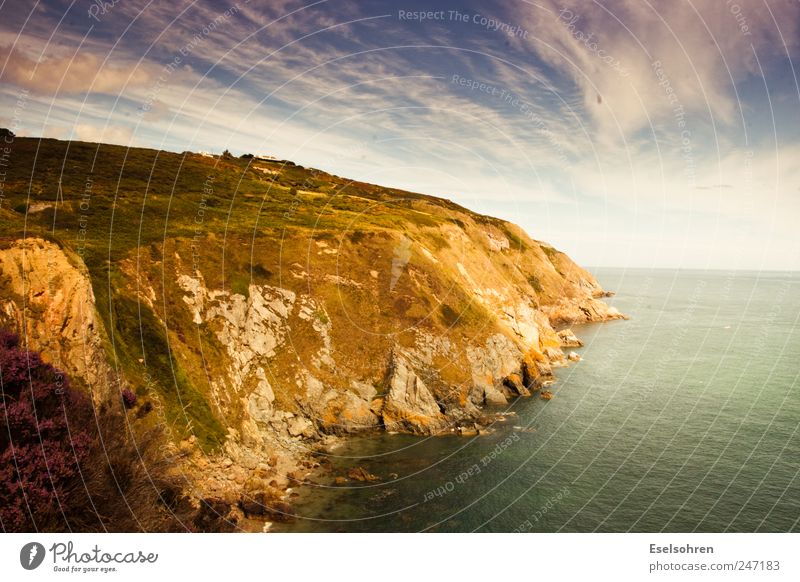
[486,231,510,252]
[247,369,275,426]
[370,398,385,416]
[302,374,379,434]
[543,297,628,327]
[0,238,113,402]
[232,467,247,485]
[347,467,380,482]
[544,346,567,368]
[325,392,380,433]
[567,351,581,362]
[287,416,314,438]
[334,476,349,485]
[467,334,523,406]
[557,328,583,348]
[194,498,236,532]
[3,145,629,521]
[540,390,554,400]
[502,373,530,397]
[350,380,377,401]
[286,471,304,484]
[484,387,507,405]
[177,274,299,402]
[457,424,479,437]
[239,492,294,523]
[264,500,295,523]
[381,354,446,434]
[239,492,269,517]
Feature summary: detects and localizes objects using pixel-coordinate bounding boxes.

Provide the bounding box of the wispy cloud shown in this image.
[0,0,798,269]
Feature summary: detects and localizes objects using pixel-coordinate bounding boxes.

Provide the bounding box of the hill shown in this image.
[0,135,623,528]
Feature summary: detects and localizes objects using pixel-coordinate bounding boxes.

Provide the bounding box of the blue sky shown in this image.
[1,0,799,269]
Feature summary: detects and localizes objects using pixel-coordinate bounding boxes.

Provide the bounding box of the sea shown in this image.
[276,268,800,532]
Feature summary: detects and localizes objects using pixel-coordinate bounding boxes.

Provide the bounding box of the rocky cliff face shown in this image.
[0,238,113,402]
[0,137,625,522]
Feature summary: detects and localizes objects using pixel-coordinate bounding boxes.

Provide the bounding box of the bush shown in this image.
[0,330,191,532]
[121,388,137,409]
[0,331,93,531]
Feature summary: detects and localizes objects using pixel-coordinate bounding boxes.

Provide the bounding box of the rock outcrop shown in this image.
[557,328,584,347]
[0,238,113,401]
[382,353,446,434]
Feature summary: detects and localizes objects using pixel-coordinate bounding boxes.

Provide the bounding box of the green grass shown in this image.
[108,291,225,451]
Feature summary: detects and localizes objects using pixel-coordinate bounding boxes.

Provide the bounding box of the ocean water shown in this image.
[277,268,800,532]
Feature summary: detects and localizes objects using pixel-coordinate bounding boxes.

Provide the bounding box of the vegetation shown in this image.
[0,331,187,532]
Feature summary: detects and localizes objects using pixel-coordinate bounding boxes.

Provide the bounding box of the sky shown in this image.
[1,0,799,270]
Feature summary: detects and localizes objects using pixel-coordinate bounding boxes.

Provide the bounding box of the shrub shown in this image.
[0,330,191,532]
[121,388,137,409]
[0,331,93,531]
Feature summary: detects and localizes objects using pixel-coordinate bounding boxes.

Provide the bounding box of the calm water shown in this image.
[278,268,800,532]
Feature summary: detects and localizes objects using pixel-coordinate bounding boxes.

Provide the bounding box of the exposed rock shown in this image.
[486,231,510,252]
[502,373,530,397]
[347,467,380,482]
[177,274,296,393]
[0,238,113,402]
[350,380,377,401]
[568,351,581,362]
[243,368,275,444]
[382,353,447,434]
[467,334,523,406]
[457,424,479,437]
[544,346,567,368]
[543,297,627,327]
[484,388,507,405]
[264,500,295,523]
[287,416,314,438]
[301,373,380,434]
[557,328,584,348]
[238,491,285,518]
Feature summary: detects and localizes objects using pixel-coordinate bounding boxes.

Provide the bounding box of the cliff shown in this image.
[0,136,624,523]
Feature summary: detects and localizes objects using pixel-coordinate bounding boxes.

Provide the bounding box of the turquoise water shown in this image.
[279,269,800,532]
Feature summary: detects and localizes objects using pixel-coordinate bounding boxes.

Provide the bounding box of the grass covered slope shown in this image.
[0,136,622,462]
